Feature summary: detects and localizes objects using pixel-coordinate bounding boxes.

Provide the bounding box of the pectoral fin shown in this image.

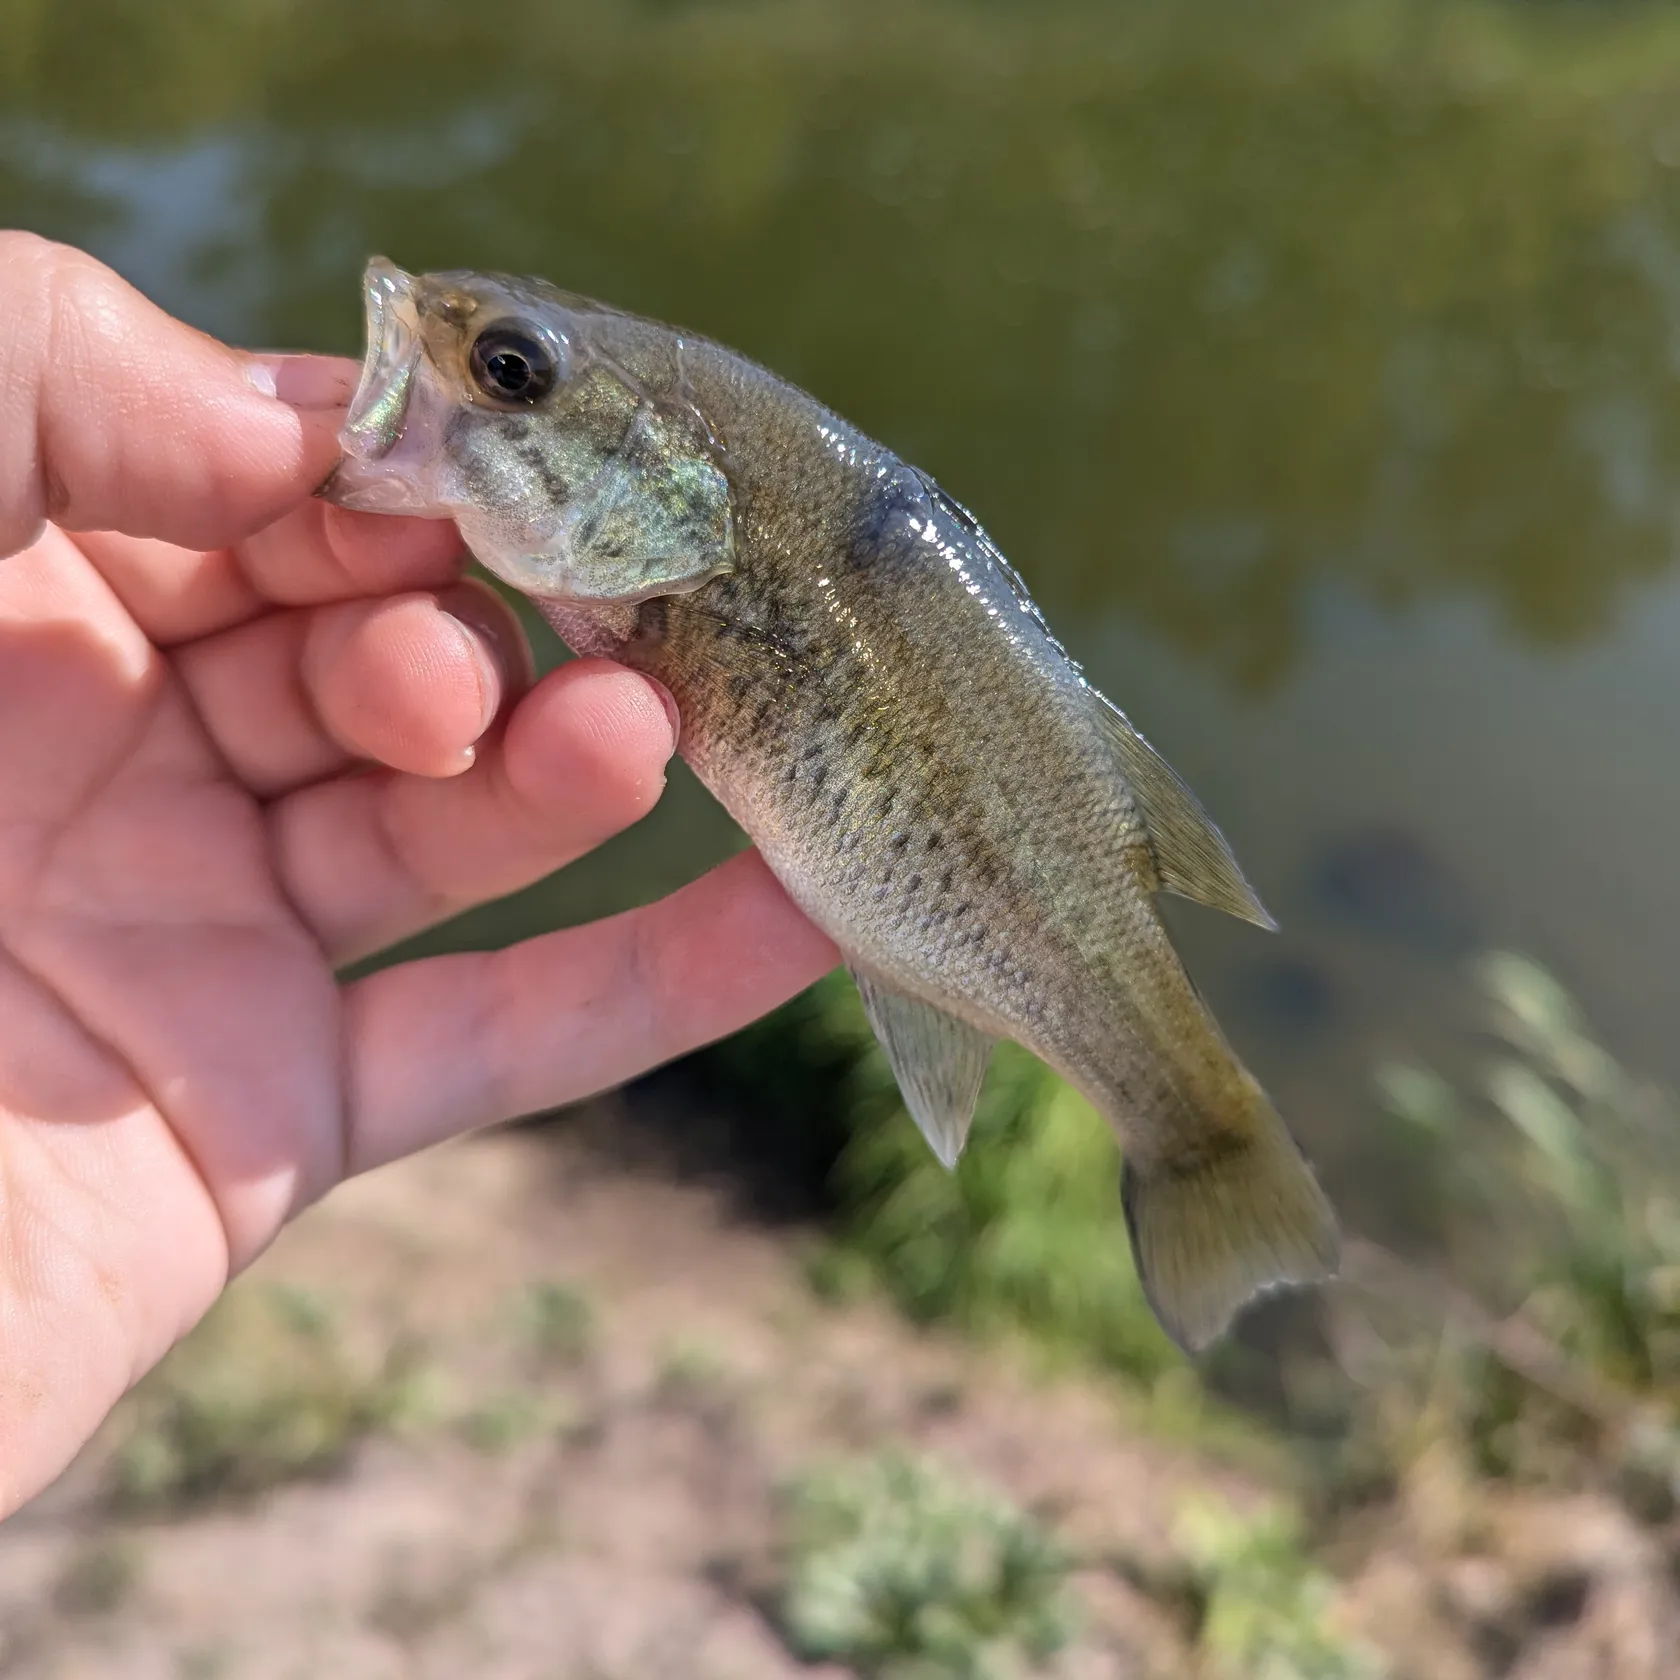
[851,970,994,1168]
[1088,690,1275,929]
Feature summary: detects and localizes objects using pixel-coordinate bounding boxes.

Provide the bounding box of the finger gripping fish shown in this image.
[324,257,1340,1353]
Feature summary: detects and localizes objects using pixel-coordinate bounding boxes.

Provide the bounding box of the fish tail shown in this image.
[1120,1079,1340,1354]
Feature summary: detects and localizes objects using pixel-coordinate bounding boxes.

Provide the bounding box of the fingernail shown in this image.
[439,612,503,738]
[245,353,362,411]
[437,579,534,740]
[642,675,682,752]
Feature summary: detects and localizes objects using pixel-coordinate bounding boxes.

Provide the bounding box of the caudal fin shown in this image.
[1120,1102,1340,1355]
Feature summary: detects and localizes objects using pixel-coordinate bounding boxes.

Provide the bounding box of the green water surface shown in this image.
[8,0,1680,1227]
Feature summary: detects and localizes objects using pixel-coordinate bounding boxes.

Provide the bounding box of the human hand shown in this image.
[0,234,838,1515]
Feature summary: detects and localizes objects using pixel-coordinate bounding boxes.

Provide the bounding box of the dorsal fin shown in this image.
[1088,689,1276,930]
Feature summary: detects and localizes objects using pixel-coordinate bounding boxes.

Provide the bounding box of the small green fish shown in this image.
[323,258,1340,1352]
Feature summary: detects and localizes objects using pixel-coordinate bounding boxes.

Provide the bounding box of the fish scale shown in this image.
[324,257,1340,1353]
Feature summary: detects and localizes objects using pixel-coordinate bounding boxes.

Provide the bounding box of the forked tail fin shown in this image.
[1120,1096,1340,1354]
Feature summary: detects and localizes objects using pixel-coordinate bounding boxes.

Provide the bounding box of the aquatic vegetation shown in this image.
[779,1451,1074,1678]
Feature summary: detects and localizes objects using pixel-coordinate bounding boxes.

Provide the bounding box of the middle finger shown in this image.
[172,582,531,796]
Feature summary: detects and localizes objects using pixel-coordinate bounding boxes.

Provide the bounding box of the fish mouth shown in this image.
[319,257,436,513]
[342,256,420,461]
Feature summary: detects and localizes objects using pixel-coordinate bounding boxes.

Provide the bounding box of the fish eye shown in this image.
[468,323,560,405]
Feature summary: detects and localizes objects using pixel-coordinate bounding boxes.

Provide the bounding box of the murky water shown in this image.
[9,0,1680,1218]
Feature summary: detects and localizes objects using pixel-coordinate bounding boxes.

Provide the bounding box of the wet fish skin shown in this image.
[323,259,1340,1352]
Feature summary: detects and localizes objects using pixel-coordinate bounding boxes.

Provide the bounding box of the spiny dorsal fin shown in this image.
[851,969,995,1168]
[1088,689,1276,930]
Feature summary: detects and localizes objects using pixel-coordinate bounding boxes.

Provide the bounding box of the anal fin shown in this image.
[851,969,994,1168]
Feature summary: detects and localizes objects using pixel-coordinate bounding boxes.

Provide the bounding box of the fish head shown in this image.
[322,258,733,605]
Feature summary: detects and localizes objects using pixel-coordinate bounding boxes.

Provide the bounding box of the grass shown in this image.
[513,1280,596,1368]
[74,946,1673,1679]
[833,1043,1177,1385]
[107,1282,418,1514]
[719,974,1178,1386]
[726,952,1680,1509]
[52,1537,139,1617]
[778,1450,1075,1679]
[1170,1501,1384,1680]
[1367,952,1680,1491]
[458,1392,547,1455]
[713,942,1680,1628]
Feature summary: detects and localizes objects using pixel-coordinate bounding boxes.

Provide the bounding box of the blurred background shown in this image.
[4,0,1680,1674]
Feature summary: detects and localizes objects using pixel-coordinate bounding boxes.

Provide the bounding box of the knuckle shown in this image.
[1,233,115,341]
[0,229,69,295]
[0,235,127,551]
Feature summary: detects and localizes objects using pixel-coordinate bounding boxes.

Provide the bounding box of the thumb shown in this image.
[0,231,355,559]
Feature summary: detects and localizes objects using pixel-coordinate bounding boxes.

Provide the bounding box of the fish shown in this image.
[322,256,1340,1353]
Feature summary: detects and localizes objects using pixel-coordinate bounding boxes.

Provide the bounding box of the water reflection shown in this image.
[6,0,1680,1094]
[8,0,1680,682]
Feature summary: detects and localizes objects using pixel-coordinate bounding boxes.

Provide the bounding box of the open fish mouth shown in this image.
[319,257,440,514]
[342,257,420,461]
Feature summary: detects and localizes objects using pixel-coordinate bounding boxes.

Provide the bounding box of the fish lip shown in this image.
[338,256,421,464]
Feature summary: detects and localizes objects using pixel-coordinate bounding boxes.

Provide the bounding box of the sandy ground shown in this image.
[1,1095,1676,1679]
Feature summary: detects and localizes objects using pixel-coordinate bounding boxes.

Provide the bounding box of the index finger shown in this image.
[71,501,467,647]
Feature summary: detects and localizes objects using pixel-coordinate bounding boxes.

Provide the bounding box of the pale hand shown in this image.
[0,234,836,1515]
